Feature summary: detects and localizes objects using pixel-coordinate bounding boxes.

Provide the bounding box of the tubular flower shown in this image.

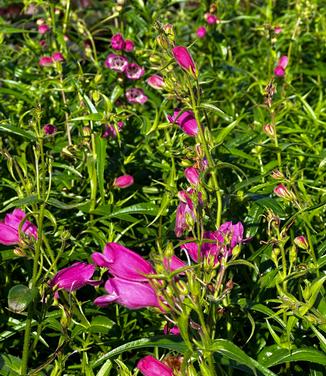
[137,355,174,376]
[105,53,128,72]
[125,62,145,80]
[163,255,186,272]
[196,26,207,38]
[174,193,196,238]
[147,74,165,90]
[0,209,37,246]
[39,56,53,66]
[172,46,196,77]
[167,109,198,137]
[52,52,64,62]
[91,242,155,282]
[124,39,134,52]
[49,262,99,292]
[205,13,218,24]
[184,167,200,185]
[274,55,288,77]
[94,277,161,310]
[111,33,125,50]
[125,88,148,104]
[113,174,134,188]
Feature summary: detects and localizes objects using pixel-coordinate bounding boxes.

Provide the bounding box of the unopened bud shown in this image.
[289,245,297,264]
[164,242,174,258]
[271,170,284,179]
[274,184,295,201]
[13,248,26,257]
[82,126,91,137]
[271,247,280,265]
[210,3,217,13]
[163,23,175,42]
[156,35,169,49]
[263,123,275,138]
[294,235,309,250]
[176,280,188,295]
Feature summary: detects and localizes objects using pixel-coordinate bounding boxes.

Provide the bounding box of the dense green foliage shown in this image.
[0,1,325,375]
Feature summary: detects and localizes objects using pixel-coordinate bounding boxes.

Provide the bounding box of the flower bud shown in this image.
[271,247,280,266]
[274,184,295,201]
[156,34,169,49]
[184,167,200,185]
[176,280,188,295]
[289,245,297,264]
[163,23,175,42]
[294,235,309,250]
[113,175,134,188]
[263,123,275,138]
[271,170,284,179]
[172,46,197,78]
[43,124,57,135]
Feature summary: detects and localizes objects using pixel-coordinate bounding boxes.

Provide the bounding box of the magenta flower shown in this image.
[111,33,125,50]
[43,124,57,135]
[167,109,198,137]
[0,209,37,246]
[175,200,196,238]
[113,174,134,188]
[137,355,174,376]
[52,52,64,62]
[274,55,288,77]
[172,46,196,77]
[196,26,207,38]
[125,63,145,80]
[163,323,180,336]
[278,55,288,69]
[102,121,124,138]
[92,242,155,282]
[274,184,294,200]
[163,255,186,272]
[105,53,128,72]
[124,39,134,52]
[94,277,161,310]
[205,13,218,24]
[147,74,165,90]
[39,56,53,66]
[49,262,99,292]
[38,24,49,34]
[125,88,148,104]
[274,26,282,34]
[184,167,200,185]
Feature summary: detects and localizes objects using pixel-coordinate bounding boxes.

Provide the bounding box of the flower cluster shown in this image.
[39,52,64,66]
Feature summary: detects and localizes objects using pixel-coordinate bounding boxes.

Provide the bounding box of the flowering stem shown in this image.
[188,82,223,228]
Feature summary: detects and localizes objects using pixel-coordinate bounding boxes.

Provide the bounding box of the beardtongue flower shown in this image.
[167,109,198,137]
[102,121,124,138]
[105,53,128,72]
[125,88,148,104]
[49,262,99,291]
[113,174,134,188]
[111,33,125,50]
[38,24,49,34]
[184,167,200,185]
[196,26,207,38]
[205,13,218,24]
[94,277,161,310]
[274,26,282,34]
[52,52,64,62]
[124,39,134,52]
[0,209,37,245]
[125,62,145,80]
[163,255,186,272]
[91,242,155,281]
[175,198,196,238]
[39,56,53,66]
[137,355,174,376]
[43,123,57,135]
[274,55,288,77]
[147,74,165,90]
[163,323,181,336]
[172,46,197,77]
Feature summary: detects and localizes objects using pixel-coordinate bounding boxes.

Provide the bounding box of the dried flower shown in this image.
[43,124,57,135]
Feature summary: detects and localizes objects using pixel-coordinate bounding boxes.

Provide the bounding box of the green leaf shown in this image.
[47,198,88,210]
[92,336,187,368]
[8,285,35,313]
[259,347,326,368]
[200,103,233,122]
[0,124,35,141]
[213,119,240,146]
[92,203,160,217]
[88,316,115,334]
[0,354,22,376]
[1,195,39,212]
[96,359,112,376]
[209,339,277,376]
[95,135,107,201]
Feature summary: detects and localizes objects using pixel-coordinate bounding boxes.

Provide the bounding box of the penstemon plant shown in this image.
[0,1,325,376]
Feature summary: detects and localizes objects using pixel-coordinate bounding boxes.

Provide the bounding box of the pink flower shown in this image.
[137,355,174,376]
[205,13,218,24]
[39,56,53,66]
[274,26,282,34]
[184,167,200,185]
[125,63,145,80]
[111,33,125,50]
[294,236,309,250]
[175,197,196,238]
[102,121,124,138]
[147,74,165,90]
[124,39,134,52]
[113,174,134,188]
[125,88,148,104]
[196,26,207,38]
[274,184,294,200]
[105,53,128,72]
[91,242,155,281]
[274,55,288,77]
[163,255,186,272]
[43,124,57,135]
[172,46,196,77]
[52,52,64,62]
[0,209,37,245]
[163,323,180,336]
[38,24,49,34]
[94,277,161,310]
[49,262,99,291]
[167,109,198,137]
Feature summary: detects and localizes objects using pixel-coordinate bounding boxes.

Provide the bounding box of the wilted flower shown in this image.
[0,209,37,246]
[94,277,161,310]
[49,262,99,291]
[43,123,57,135]
[137,355,174,376]
[147,74,165,90]
[92,242,155,281]
[113,174,134,188]
[125,88,148,104]
[38,24,50,34]
[205,13,218,24]
[167,109,198,137]
[172,46,197,77]
[52,52,64,62]
[39,56,53,66]
[294,236,309,250]
[124,39,134,52]
[196,26,207,38]
[184,167,200,185]
[105,53,128,72]
[125,62,145,80]
[111,33,125,50]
